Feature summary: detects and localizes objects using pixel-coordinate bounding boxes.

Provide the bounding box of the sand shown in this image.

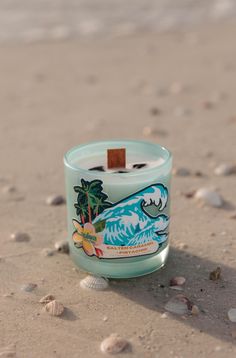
[0,20,236,357]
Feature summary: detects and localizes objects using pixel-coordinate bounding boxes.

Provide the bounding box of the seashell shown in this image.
[3,292,14,298]
[54,240,69,254]
[228,308,236,322]
[2,185,16,194]
[44,300,64,316]
[46,195,65,206]
[142,126,153,137]
[0,350,16,357]
[100,334,129,354]
[172,167,191,177]
[169,286,183,291]
[20,283,37,292]
[214,163,236,176]
[209,267,221,281]
[10,232,30,242]
[202,100,214,109]
[191,305,200,316]
[229,212,236,220]
[39,294,55,304]
[149,107,161,116]
[169,82,184,94]
[194,188,223,208]
[194,170,204,177]
[183,190,196,199]
[80,275,109,291]
[170,276,186,287]
[173,106,191,117]
[177,242,188,250]
[161,312,170,319]
[165,294,193,315]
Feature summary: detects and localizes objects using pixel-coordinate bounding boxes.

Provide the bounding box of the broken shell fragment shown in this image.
[54,240,69,254]
[20,283,37,292]
[228,308,236,323]
[39,294,55,304]
[170,276,186,287]
[191,305,200,316]
[80,275,109,291]
[165,294,193,315]
[10,232,30,242]
[209,267,221,281]
[44,300,64,316]
[169,286,183,291]
[100,334,129,354]
[46,195,65,206]
[214,163,236,176]
[194,188,223,208]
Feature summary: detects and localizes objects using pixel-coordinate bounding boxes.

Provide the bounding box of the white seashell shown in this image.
[44,300,64,316]
[173,106,191,117]
[194,188,223,208]
[10,232,30,242]
[228,308,236,322]
[142,126,153,137]
[80,275,108,291]
[161,312,169,319]
[54,240,69,254]
[46,195,65,206]
[177,242,188,250]
[169,286,183,291]
[214,163,236,176]
[39,294,55,304]
[20,283,37,292]
[172,167,191,176]
[100,334,129,354]
[165,295,192,315]
[170,276,186,287]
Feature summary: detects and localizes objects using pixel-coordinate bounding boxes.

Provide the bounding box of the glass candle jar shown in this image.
[64,140,172,278]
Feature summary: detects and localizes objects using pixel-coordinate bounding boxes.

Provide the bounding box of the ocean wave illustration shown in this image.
[93,184,169,247]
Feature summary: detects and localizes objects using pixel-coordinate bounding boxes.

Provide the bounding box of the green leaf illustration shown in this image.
[93,220,106,233]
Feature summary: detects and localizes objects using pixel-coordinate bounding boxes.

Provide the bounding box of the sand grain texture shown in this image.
[0,21,236,357]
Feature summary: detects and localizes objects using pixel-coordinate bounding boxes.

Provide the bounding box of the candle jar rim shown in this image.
[64,139,172,178]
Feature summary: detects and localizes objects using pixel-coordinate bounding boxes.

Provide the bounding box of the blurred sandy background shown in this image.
[0,1,236,358]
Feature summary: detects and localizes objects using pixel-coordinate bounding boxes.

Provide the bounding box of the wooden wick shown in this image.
[107,148,126,169]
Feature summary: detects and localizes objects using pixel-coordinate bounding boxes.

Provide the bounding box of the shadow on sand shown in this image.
[109,247,236,344]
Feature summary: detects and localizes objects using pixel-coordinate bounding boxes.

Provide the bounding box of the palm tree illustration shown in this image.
[74,179,112,225]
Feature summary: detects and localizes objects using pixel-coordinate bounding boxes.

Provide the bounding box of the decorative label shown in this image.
[72,179,169,259]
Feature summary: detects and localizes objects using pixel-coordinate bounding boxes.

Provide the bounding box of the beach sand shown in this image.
[0,20,236,357]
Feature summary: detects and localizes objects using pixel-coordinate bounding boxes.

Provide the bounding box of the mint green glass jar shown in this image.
[64,140,172,278]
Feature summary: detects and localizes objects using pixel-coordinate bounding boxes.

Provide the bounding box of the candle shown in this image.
[64,140,172,278]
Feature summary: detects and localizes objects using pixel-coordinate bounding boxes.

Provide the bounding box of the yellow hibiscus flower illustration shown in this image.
[72,219,103,257]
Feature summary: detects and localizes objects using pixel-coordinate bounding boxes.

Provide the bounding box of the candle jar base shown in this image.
[70,244,169,279]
